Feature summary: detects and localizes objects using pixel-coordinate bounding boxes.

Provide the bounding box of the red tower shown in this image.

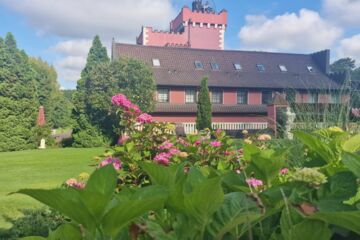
[36,106,46,126]
[136,1,227,50]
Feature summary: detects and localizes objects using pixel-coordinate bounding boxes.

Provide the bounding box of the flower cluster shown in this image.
[99,157,122,170]
[159,140,174,150]
[291,167,327,186]
[111,94,141,114]
[154,141,181,165]
[210,141,222,147]
[118,135,130,145]
[257,134,272,141]
[137,113,153,124]
[246,178,263,188]
[280,168,289,175]
[65,178,85,189]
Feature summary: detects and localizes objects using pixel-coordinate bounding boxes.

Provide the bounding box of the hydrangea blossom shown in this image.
[112,94,132,109]
[137,113,153,124]
[154,152,171,165]
[65,178,85,189]
[168,148,180,155]
[210,141,222,147]
[246,178,263,188]
[194,140,202,146]
[159,141,174,150]
[99,157,122,170]
[280,168,289,175]
[118,135,130,145]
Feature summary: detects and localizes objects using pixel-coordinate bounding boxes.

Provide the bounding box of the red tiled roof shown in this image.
[112,43,341,90]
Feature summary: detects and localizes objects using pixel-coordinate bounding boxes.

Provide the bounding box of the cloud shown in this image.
[0,0,176,42]
[52,39,91,83]
[323,0,360,27]
[337,34,360,65]
[238,9,342,53]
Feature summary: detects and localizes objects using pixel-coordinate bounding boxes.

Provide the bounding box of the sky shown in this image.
[0,0,360,89]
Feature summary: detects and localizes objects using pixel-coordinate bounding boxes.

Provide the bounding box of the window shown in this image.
[285,90,296,103]
[256,64,266,72]
[210,61,220,71]
[152,59,160,67]
[279,65,287,72]
[211,90,223,104]
[237,90,248,104]
[262,91,273,104]
[308,92,318,103]
[157,89,169,103]
[234,63,242,71]
[194,61,204,70]
[307,66,314,73]
[330,92,341,104]
[185,89,196,103]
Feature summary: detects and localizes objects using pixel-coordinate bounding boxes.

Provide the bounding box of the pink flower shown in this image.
[236,169,241,174]
[159,141,174,150]
[177,138,190,146]
[65,178,85,189]
[111,94,132,109]
[168,148,180,155]
[137,113,153,124]
[210,141,222,147]
[154,152,171,165]
[194,140,202,146]
[280,168,289,175]
[99,157,122,170]
[130,104,141,114]
[246,178,263,188]
[224,151,233,156]
[118,135,130,145]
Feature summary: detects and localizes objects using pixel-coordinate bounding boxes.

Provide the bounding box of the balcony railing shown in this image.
[182,122,268,134]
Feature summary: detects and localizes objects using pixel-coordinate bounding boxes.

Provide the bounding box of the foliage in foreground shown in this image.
[14,94,360,239]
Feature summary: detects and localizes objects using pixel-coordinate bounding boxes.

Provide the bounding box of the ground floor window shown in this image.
[157,88,169,103]
[237,90,248,104]
[262,91,273,104]
[308,92,319,103]
[185,89,196,103]
[211,90,223,104]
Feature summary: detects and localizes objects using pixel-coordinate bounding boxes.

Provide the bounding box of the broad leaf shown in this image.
[293,131,335,163]
[207,192,261,240]
[285,220,331,240]
[48,224,82,240]
[102,186,168,238]
[308,211,360,235]
[184,177,224,224]
[141,162,180,187]
[342,134,360,153]
[15,188,96,229]
[342,152,360,178]
[79,165,117,221]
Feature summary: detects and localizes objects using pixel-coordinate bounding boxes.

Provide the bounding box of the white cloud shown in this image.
[337,34,360,65]
[238,9,342,52]
[323,0,360,27]
[0,0,176,42]
[52,40,92,83]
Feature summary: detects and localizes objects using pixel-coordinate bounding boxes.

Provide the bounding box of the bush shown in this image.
[0,208,66,240]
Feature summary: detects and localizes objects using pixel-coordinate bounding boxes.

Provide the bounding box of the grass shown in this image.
[0,147,105,229]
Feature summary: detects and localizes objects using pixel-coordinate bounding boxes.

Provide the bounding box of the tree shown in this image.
[0,33,39,151]
[330,58,356,73]
[72,35,156,147]
[196,77,212,130]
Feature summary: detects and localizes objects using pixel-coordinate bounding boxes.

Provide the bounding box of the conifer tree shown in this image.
[196,77,212,130]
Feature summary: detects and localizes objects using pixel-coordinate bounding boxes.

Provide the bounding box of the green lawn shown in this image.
[0,147,105,229]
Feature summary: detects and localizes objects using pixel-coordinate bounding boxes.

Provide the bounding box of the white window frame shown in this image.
[261,91,273,104]
[279,64,287,72]
[234,63,242,71]
[211,89,223,104]
[308,92,319,103]
[157,88,169,103]
[152,58,161,67]
[237,90,248,104]
[185,89,196,103]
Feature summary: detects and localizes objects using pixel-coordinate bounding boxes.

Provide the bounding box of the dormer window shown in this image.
[256,64,266,72]
[152,59,160,67]
[234,63,242,71]
[279,65,287,72]
[307,66,314,73]
[194,61,204,70]
[210,61,220,71]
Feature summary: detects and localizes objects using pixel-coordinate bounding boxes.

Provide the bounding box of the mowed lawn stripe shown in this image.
[0,147,105,229]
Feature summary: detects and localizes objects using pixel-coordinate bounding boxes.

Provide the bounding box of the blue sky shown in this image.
[0,0,359,89]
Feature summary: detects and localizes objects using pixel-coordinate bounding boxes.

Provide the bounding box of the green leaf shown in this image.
[48,224,82,240]
[14,188,96,229]
[19,237,46,240]
[145,221,177,240]
[141,162,179,187]
[246,149,285,186]
[293,131,335,163]
[79,165,117,221]
[308,211,360,235]
[285,220,331,240]
[102,186,168,238]
[342,152,360,178]
[207,192,261,240]
[184,177,224,224]
[342,134,360,152]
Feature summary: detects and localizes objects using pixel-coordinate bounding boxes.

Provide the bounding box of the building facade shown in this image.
[112,0,345,134]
